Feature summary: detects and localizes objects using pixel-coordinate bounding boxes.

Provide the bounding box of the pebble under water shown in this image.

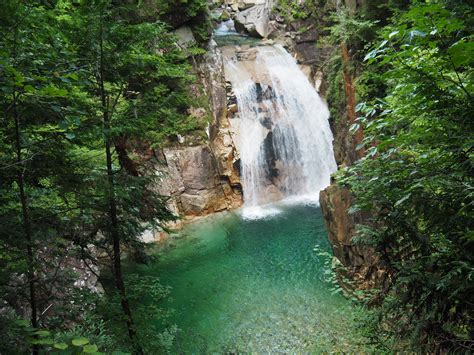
[134,202,368,353]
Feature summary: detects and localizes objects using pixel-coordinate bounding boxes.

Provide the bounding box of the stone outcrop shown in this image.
[234,4,270,38]
[320,185,383,292]
[156,145,240,217]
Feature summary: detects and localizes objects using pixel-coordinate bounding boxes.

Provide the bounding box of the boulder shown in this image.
[234,4,270,38]
[172,26,196,48]
[295,28,319,44]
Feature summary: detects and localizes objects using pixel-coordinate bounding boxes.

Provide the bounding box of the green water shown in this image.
[136,202,367,353]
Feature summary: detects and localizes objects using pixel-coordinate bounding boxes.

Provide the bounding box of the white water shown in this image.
[224,45,337,219]
[214,20,236,36]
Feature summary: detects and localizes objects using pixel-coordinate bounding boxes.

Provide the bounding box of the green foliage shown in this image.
[275,0,312,20]
[0,0,209,352]
[326,7,377,45]
[339,1,474,351]
[98,273,176,353]
[324,53,345,123]
[4,319,111,354]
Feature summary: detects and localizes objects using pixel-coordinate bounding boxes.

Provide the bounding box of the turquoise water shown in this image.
[136,202,367,353]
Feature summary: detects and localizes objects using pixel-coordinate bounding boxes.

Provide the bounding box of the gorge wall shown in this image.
[152,0,333,229]
[147,40,243,233]
[150,0,380,293]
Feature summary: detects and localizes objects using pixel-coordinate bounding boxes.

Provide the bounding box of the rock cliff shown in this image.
[145,36,242,238]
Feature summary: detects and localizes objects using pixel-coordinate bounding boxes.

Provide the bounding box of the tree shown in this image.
[58,0,198,351]
[1,0,202,352]
[339,2,474,351]
[0,2,90,352]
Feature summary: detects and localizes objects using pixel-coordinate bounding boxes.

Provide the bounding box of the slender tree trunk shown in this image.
[13,93,38,355]
[11,18,38,354]
[98,9,143,354]
[341,41,365,162]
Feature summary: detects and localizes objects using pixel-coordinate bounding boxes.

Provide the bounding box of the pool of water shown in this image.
[133,202,367,352]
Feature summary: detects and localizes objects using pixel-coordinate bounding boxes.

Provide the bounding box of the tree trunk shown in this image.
[13,93,38,355]
[114,136,140,177]
[99,10,143,354]
[341,41,365,162]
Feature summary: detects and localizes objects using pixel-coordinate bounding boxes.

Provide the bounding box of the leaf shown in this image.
[355,103,366,112]
[349,123,360,134]
[72,337,89,346]
[54,342,68,350]
[34,330,51,337]
[394,193,411,207]
[389,30,399,38]
[448,40,474,67]
[65,132,75,140]
[32,338,54,345]
[83,344,99,353]
[367,146,377,157]
[363,49,378,62]
[378,39,388,48]
[409,30,426,41]
[348,205,360,214]
[355,143,365,151]
[15,319,29,327]
[24,85,35,92]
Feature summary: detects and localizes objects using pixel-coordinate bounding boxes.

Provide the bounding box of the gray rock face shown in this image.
[149,42,242,232]
[172,26,196,48]
[234,4,270,38]
[157,145,241,217]
[199,40,228,127]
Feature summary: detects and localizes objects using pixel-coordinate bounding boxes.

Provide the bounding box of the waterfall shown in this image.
[224,45,337,217]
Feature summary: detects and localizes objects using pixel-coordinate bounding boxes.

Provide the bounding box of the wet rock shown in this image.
[262,131,279,180]
[259,116,272,129]
[255,83,274,102]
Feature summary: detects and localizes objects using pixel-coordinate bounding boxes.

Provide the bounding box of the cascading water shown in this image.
[224,45,337,217]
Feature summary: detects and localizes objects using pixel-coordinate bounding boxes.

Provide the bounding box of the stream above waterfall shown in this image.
[132,203,369,352]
